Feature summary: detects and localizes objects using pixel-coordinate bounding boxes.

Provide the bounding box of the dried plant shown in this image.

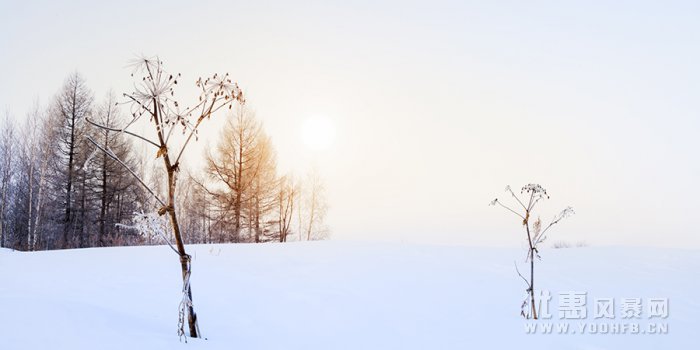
[490,184,574,319]
[86,56,244,339]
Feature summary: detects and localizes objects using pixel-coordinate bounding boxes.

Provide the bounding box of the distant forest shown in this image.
[0,72,328,251]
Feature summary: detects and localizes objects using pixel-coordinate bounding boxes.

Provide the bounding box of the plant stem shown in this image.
[524,213,538,319]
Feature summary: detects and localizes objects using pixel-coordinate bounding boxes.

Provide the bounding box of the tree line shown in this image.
[0,72,328,251]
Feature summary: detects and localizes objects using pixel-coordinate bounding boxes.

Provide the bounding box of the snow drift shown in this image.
[0,242,697,349]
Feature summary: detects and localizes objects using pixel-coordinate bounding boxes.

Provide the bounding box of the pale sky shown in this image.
[1,0,699,247]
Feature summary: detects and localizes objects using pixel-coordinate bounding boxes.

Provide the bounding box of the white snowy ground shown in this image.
[0,242,697,349]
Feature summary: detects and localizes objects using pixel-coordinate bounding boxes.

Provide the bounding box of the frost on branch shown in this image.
[118,211,174,248]
[532,206,576,247]
[118,211,195,340]
[554,206,575,221]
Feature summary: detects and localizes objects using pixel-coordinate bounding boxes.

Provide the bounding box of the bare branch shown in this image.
[123,93,156,119]
[491,199,525,219]
[539,206,575,239]
[505,185,527,210]
[86,117,160,148]
[514,261,531,288]
[117,212,180,255]
[173,100,218,166]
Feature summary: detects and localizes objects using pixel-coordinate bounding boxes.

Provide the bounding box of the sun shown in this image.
[301,116,336,151]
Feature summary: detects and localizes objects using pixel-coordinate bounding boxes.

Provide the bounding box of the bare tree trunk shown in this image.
[234,138,243,243]
[278,188,285,243]
[297,186,303,242]
[27,160,34,250]
[254,193,260,243]
[99,127,109,246]
[207,207,211,244]
[277,179,295,243]
[0,120,12,248]
[31,151,51,251]
[0,179,6,247]
[78,174,87,248]
[306,192,316,241]
[64,91,77,249]
[0,184,6,248]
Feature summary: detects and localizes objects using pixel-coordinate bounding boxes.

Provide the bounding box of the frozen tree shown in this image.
[0,112,15,248]
[86,57,243,339]
[16,104,60,250]
[246,133,277,243]
[20,108,41,250]
[32,104,64,250]
[86,92,145,246]
[276,175,297,242]
[204,104,265,242]
[53,72,94,248]
[299,169,329,241]
[490,184,574,319]
[175,169,213,244]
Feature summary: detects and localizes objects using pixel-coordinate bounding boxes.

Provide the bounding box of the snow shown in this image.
[0,242,697,349]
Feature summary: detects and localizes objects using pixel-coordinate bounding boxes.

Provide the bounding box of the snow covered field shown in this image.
[1,242,697,349]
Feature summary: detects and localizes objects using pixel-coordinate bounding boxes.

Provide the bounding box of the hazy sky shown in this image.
[1,0,699,247]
